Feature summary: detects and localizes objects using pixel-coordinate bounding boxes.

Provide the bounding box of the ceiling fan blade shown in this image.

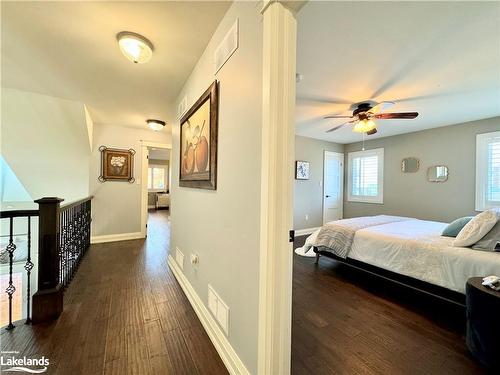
[374,112,419,120]
[323,115,353,119]
[366,128,378,135]
[368,101,395,113]
[326,123,348,133]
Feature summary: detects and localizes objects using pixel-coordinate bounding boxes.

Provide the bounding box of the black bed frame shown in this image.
[313,247,466,307]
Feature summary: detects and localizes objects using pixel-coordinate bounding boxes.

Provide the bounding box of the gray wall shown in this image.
[294,135,343,230]
[343,116,500,222]
[90,123,171,237]
[171,2,262,373]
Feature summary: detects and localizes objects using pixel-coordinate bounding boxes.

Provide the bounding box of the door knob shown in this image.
[325,195,331,198]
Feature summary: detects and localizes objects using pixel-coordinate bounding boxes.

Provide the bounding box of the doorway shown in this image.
[323,151,344,223]
[140,141,172,238]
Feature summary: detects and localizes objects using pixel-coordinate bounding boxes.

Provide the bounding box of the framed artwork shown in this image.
[98,146,135,183]
[179,80,219,190]
[295,160,310,180]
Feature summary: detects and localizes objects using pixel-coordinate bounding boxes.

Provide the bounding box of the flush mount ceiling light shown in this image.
[117,31,154,64]
[147,119,165,131]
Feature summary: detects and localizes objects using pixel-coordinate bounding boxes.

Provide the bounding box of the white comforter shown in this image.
[350,219,500,293]
[298,216,500,293]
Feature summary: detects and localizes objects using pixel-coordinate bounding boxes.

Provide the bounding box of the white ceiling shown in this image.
[1,1,231,130]
[295,1,500,144]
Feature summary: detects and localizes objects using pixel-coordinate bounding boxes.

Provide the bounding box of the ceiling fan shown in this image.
[324,101,418,135]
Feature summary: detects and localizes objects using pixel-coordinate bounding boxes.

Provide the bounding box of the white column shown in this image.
[258,1,297,374]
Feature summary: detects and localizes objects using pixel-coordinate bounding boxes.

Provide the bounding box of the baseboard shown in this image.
[167,255,250,375]
[90,232,144,244]
[295,227,320,236]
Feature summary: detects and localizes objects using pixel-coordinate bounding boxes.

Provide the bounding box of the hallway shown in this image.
[1,210,227,375]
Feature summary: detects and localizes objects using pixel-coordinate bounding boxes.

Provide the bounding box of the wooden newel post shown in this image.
[32,197,64,324]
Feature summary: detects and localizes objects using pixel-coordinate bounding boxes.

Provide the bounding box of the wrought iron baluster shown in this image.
[6,217,16,330]
[24,217,34,324]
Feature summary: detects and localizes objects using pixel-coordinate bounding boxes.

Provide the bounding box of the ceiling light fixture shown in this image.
[117,31,154,64]
[353,119,376,133]
[147,119,166,131]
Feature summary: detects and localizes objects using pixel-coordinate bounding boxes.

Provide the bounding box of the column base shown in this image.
[32,284,63,324]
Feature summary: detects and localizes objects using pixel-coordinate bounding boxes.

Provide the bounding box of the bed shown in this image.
[298,215,500,306]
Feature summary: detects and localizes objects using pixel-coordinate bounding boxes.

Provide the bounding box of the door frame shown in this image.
[140,140,172,238]
[323,151,344,224]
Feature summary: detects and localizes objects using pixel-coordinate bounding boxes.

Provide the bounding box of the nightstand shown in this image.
[466,277,500,370]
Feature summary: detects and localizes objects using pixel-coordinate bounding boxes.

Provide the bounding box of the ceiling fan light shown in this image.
[147,119,166,131]
[117,32,153,64]
[353,119,376,133]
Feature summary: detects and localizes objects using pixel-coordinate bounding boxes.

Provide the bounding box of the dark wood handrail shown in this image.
[60,196,94,211]
[0,210,39,219]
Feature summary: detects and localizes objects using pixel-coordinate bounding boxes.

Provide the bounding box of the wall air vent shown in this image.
[214,19,239,74]
[178,96,188,119]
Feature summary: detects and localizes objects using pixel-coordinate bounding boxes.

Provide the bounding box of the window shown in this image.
[148,166,166,190]
[347,148,384,204]
[476,131,500,210]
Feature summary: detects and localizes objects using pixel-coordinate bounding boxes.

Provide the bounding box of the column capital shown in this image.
[261,0,306,15]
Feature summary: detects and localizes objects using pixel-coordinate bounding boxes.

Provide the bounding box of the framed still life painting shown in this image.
[98,146,136,183]
[179,80,219,190]
[295,160,310,180]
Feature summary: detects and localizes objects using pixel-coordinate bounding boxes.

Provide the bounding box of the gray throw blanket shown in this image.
[315,215,410,258]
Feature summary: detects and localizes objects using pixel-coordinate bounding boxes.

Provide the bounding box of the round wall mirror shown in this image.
[427,165,449,182]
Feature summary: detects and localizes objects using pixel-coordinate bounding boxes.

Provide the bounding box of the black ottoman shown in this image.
[466,277,500,370]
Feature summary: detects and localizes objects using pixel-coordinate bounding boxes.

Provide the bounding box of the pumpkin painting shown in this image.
[180,99,211,179]
[179,80,218,190]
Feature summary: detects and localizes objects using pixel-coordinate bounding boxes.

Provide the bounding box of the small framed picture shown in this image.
[295,160,310,180]
[98,146,136,183]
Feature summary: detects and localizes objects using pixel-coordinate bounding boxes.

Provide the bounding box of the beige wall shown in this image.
[343,116,500,222]
[171,2,262,372]
[90,123,171,237]
[1,88,91,204]
[294,135,343,230]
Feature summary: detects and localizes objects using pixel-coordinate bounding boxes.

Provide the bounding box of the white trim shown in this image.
[140,141,172,237]
[167,256,250,375]
[258,3,296,374]
[294,227,320,236]
[91,231,144,244]
[476,131,500,211]
[323,151,344,224]
[347,148,384,204]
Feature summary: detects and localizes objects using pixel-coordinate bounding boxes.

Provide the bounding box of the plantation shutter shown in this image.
[351,155,379,197]
[487,138,500,204]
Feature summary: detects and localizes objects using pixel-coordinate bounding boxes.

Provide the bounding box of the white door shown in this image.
[323,151,344,224]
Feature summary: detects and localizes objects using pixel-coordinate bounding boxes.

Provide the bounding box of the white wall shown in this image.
[1,88,91,205]
[171,2,262,373]
[89,123,170,237]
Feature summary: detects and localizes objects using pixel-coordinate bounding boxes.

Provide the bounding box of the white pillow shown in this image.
[453,209,499,247]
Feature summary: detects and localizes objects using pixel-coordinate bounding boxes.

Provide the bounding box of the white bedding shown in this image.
[349,219,500,293]
[297,215,500,294]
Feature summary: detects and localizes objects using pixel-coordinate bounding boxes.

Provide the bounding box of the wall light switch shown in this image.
[305,214,309,221]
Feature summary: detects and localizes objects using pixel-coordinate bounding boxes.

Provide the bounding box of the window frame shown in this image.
[347,148,384,204]
[475,131,500,211]
[147,164,168,192]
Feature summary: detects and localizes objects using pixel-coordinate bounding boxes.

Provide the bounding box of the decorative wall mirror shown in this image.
[401,157,420,173]
[427,165,449,182]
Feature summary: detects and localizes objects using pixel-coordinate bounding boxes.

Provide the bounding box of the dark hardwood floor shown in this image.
[291,235,486,375]
[1,210,227,375]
